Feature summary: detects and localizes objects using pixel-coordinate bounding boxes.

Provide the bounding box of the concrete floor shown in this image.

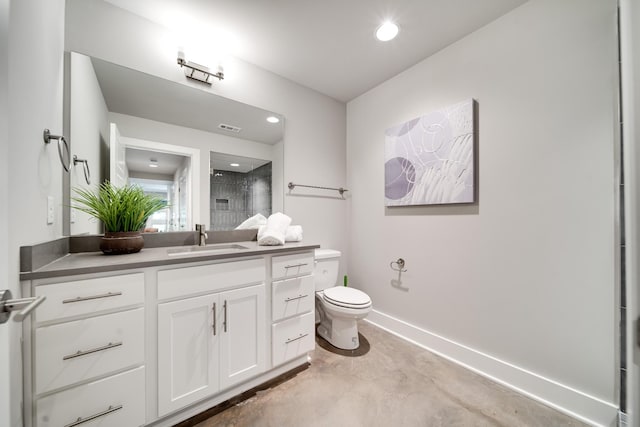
[194,321,587,427]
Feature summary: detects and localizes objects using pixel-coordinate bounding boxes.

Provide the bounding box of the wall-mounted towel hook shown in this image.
[73,155,91,185]
[43,129,70,172]
[390,258,407,272]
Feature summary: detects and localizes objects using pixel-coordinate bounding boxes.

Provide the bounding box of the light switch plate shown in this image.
[47,196,54,224]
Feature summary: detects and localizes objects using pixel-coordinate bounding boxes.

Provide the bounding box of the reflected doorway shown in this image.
[126,148,190,232]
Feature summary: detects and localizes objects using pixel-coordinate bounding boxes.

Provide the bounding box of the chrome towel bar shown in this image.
[288,182,348,196]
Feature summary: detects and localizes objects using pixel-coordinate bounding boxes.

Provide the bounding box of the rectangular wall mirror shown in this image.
[64,52,284,235]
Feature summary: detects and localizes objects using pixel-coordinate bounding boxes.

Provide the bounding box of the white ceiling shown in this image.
[126,147,186,176]
[103,0,528,102]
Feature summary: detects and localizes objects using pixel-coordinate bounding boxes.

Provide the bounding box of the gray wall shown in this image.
[66,0,348,273]
[347,0,618,424]
[69,52,109,235]
[7,1,66,425]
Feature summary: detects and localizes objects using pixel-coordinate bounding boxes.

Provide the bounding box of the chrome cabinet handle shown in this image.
[64,404,123,427]
[62,341,123,360]
[284,294,308,302]
[285,333,308,344]
[212,302,217,336]
[62,291,122,304]
[284,263,308,269]
[223,300,228,333]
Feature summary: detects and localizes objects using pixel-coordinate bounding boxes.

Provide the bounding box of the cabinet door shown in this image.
[158,294,220,416]
[219,284,266,390]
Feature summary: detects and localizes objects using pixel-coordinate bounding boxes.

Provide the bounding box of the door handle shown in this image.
[0,289,46,324]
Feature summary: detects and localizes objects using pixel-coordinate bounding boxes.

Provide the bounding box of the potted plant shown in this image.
[72,181,167,255]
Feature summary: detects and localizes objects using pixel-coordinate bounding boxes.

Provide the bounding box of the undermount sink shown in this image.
[167,243,250,256]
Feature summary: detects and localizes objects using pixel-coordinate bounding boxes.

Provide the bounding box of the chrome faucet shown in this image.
[195,224,208,246]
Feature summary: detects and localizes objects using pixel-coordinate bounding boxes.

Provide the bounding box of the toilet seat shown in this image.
[322,287,371,309]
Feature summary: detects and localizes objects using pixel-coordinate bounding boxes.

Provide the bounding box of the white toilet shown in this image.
[314,249,372,350]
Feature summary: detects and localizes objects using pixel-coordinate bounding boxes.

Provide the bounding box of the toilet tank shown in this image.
[314,249,341,291]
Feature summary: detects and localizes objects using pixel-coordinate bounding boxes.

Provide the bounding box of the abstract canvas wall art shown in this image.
[384,99,475,206]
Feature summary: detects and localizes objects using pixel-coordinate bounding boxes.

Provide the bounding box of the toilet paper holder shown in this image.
[390,258,407,273]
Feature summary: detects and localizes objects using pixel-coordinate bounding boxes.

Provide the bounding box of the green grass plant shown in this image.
[72,181,167,232]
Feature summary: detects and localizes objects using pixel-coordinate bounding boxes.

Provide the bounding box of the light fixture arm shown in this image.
[177,54,224,84]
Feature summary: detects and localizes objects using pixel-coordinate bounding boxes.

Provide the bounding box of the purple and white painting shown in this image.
[384,99,475,206]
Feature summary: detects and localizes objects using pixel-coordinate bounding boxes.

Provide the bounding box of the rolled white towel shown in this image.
[258,224,303,243]
[257,228,285,246]
[257,212,292,246]
[285,225,303,242]
[235,213,267,230]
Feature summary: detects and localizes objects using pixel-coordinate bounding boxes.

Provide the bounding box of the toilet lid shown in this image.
[323,287,371,309]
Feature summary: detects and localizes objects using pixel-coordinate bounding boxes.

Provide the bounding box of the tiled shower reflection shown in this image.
[210,163,272,231]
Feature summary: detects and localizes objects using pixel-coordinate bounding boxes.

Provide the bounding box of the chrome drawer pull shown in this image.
[284,263,308,269]
[212,302,217,336]
[64,404,123,427]
[62,291,122,304]
[285,333,308,344]
[63,341,123,360]
[223,300,228,333]
[285,294,308,302]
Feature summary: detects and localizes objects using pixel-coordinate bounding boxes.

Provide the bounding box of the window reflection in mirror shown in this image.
[127,147,191,232]
[210,152,272,231]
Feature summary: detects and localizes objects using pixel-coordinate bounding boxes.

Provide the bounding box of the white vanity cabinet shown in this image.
[27,272,146,427]
[271,252,316,366]
[156,258,266,417]
[22,245,318,427]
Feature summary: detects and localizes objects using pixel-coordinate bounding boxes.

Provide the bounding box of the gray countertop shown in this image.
[20,241,320,281]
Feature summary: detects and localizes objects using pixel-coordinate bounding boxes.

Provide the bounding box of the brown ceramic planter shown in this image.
[100,231,144,255]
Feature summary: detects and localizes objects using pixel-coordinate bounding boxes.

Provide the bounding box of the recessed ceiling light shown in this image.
[376,21,399,42]
[266,116,280,124]
[149,159,159,168]
[230,163,240,167]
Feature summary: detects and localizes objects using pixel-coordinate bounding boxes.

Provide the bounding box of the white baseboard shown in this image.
[365,310,618,427]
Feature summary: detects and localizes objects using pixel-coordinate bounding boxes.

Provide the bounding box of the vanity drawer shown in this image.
[34,273,144,323]
[35,308,144,395]
[272,275,314,322]
[158,258,265,300]
[272,311,315,366]
[36,366,145,427]
[272,252,314,281]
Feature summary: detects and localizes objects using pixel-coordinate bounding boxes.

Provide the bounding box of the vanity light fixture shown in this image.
[266,116,280,124]
[149,159,159,168]
[376,21,399,41]
[177,51,224,85]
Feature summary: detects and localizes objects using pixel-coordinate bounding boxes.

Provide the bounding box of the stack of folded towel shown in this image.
[256,212,303,246]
